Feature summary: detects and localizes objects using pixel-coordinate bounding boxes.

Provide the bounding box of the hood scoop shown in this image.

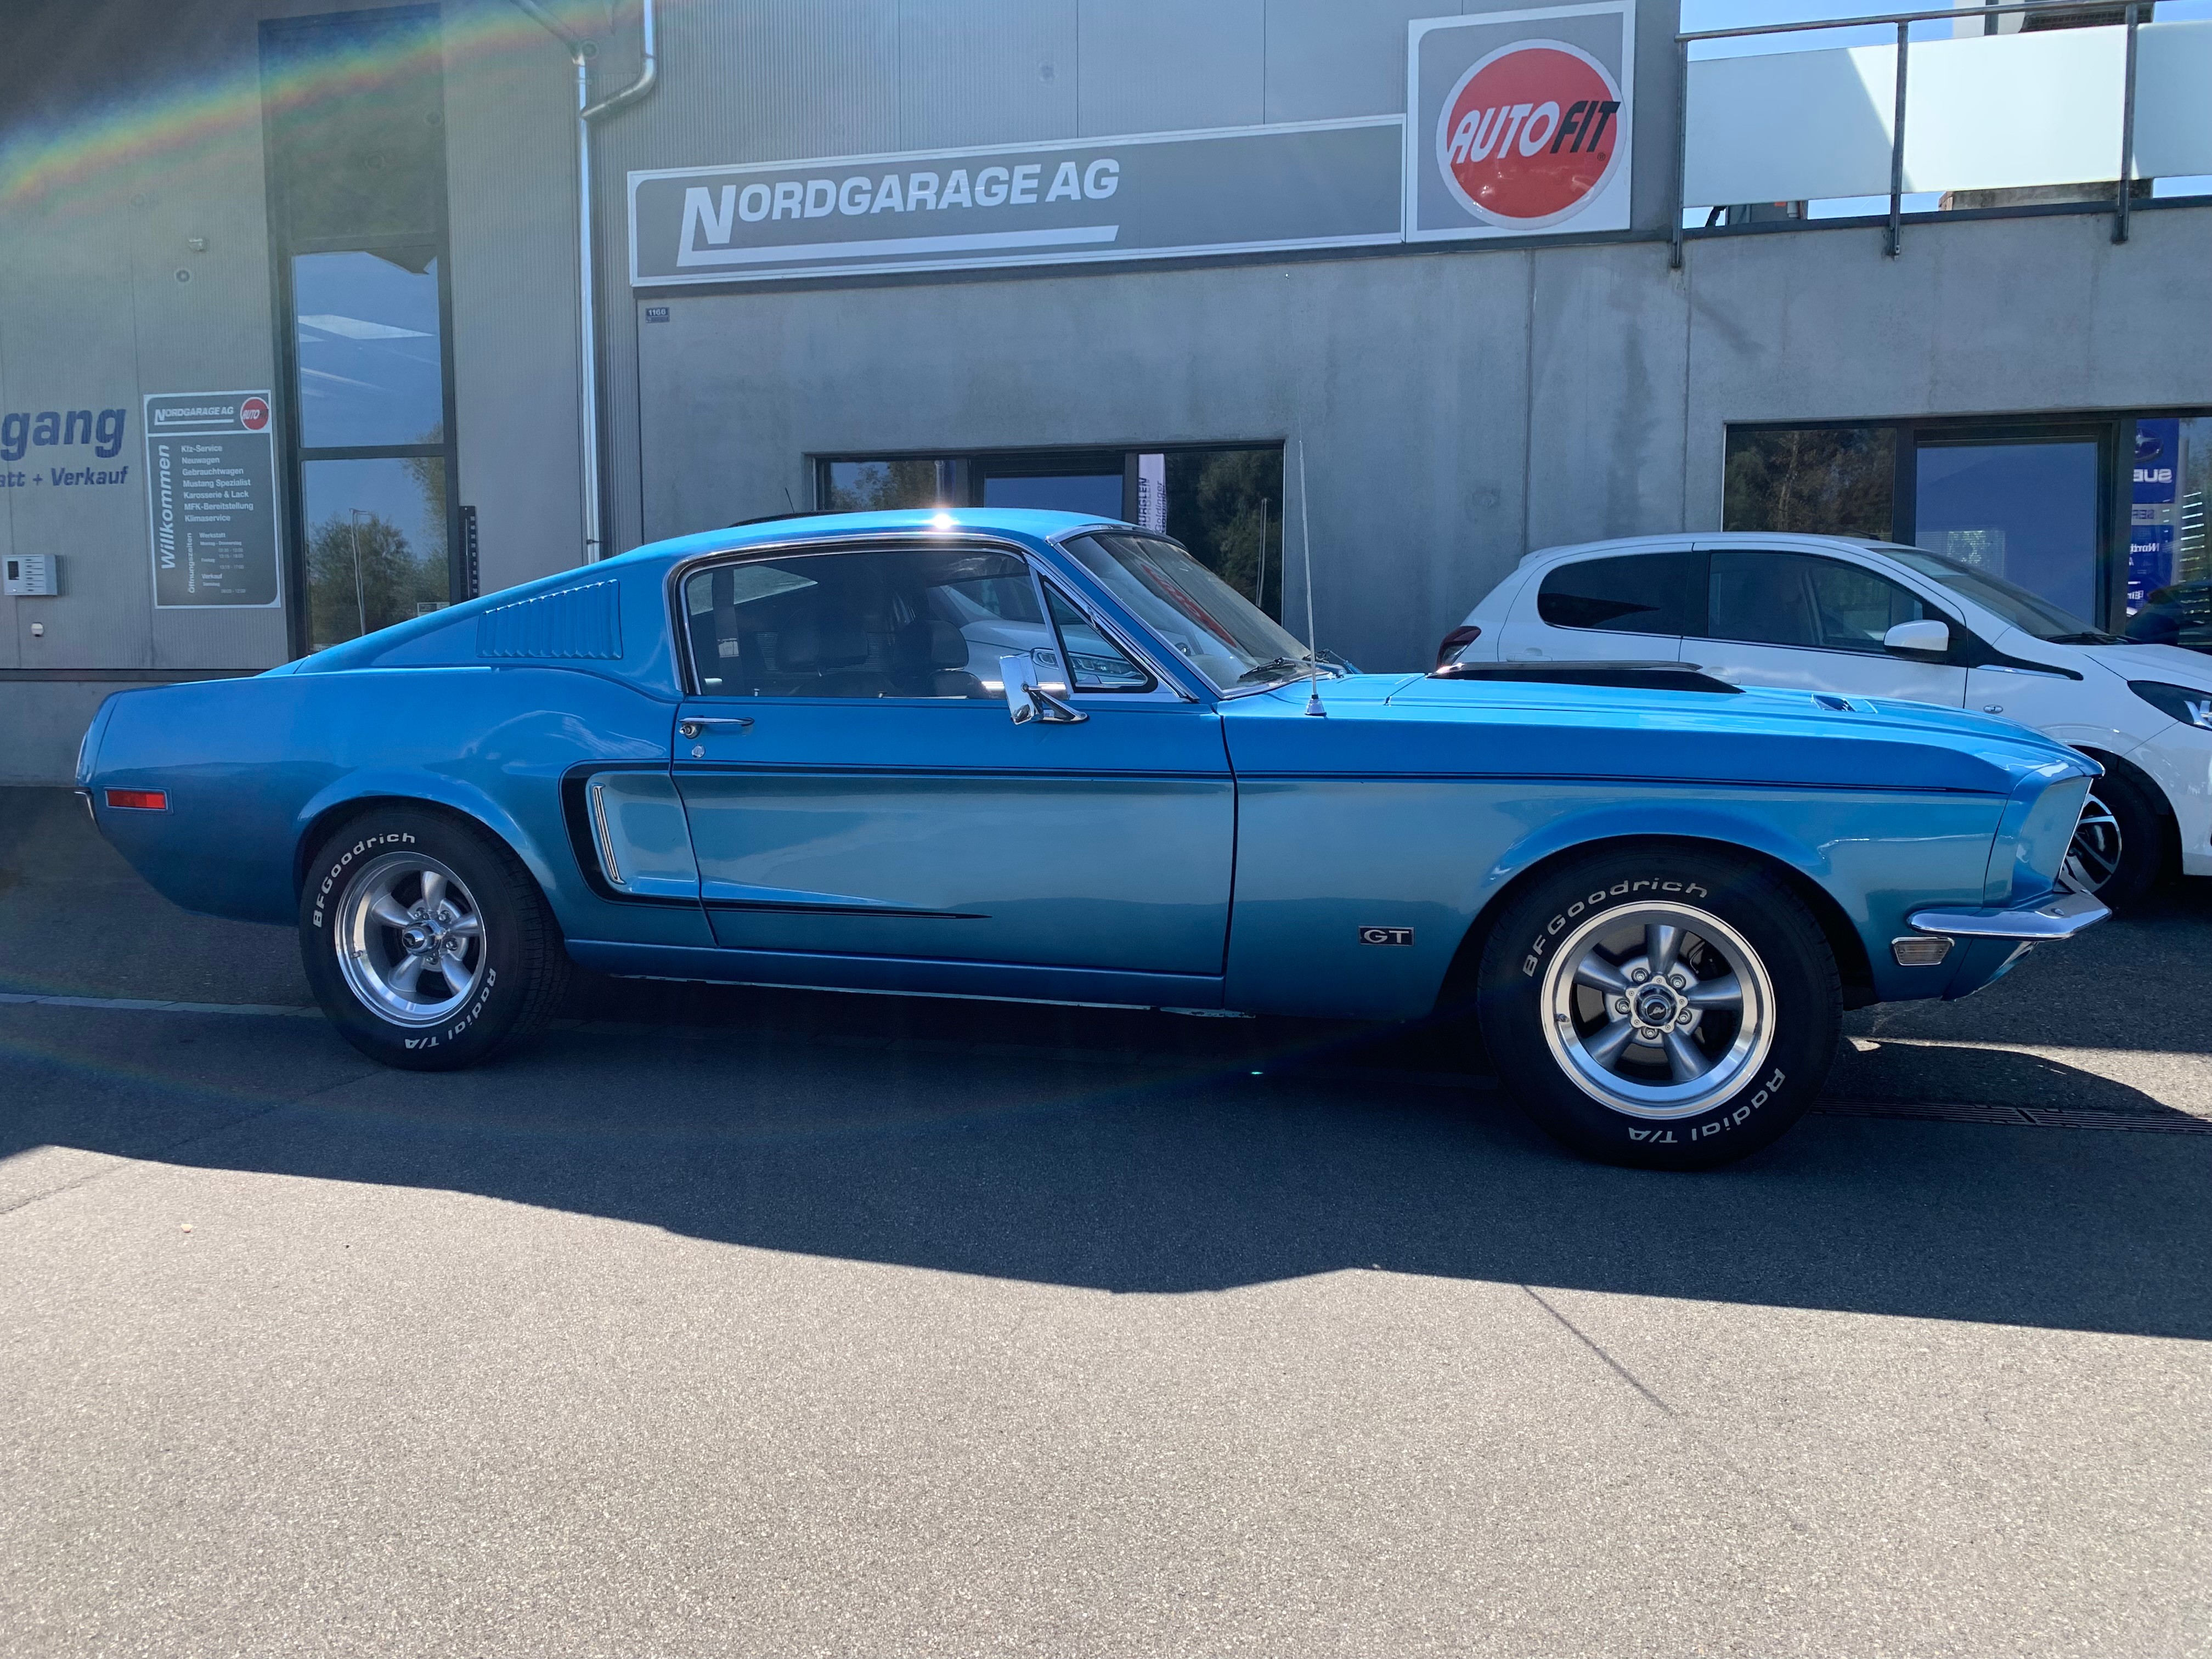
[1429,660,1743,695]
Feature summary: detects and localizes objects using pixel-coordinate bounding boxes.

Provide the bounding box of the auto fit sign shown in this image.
[1407,2,1635,243]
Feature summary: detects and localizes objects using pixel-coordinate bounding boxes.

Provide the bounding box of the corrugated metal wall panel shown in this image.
[895,0,1079,151]
[1075,0,1265,138]
[443,0,588,596]
[626,0,902,171]
[1261,0,1436,123]
[130,7,289,673]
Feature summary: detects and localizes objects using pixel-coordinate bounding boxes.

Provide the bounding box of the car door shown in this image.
[1496,548,1699,664]
[1688,546,1969,707]
[669,540,1233,980]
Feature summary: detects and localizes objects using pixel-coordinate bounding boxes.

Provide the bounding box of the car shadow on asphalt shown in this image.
[7,992,2209,1345]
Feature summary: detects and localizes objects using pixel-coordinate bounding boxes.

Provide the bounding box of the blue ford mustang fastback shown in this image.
[79,509,2106,1168]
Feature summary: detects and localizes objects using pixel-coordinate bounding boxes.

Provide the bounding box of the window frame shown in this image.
[1699,546,1936,657]
[1719,412,2212,634]
[261,6,461,659]
[1039,575,1160,695]
[665,533,1186,704]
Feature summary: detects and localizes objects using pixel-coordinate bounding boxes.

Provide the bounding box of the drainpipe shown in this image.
[511,0,658,563]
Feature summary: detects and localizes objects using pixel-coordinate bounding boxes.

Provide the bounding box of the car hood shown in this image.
[1216,674,2091,798]
[2067,639,2212,689]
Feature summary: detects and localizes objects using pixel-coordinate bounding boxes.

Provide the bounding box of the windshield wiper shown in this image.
[1236,653,1338,684]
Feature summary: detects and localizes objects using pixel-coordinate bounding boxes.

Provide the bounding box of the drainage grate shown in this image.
[1816,1098,2212,1135]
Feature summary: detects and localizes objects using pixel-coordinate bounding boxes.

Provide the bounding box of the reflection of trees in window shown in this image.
[403,432,445,535]
[1723,427,1895,541]
[1165,449,1283,619]
[307,512,447,648]
[825,459,940,511]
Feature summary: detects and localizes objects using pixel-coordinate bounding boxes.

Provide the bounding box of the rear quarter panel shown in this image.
[86,666,704,946]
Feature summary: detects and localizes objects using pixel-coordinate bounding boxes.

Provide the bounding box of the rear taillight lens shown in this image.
[1435,624,1481,669]
[103,788,168,811]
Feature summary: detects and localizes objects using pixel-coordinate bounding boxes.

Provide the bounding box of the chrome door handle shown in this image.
[678,716,753,738]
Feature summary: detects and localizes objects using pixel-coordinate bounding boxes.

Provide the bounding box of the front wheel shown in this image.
[1476,849,1842,1170]
[2063,771,2163,911]
[299,806,570,1070]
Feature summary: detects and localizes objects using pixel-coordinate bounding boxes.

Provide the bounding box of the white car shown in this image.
[1440,532,2212,906]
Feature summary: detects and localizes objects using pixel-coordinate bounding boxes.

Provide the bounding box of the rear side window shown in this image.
[1536,552,1706,635]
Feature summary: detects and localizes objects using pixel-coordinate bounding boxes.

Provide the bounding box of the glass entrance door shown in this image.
[1913,436,2107,627]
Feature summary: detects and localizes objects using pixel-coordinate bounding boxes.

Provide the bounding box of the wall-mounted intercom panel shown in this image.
[4,554,59,596]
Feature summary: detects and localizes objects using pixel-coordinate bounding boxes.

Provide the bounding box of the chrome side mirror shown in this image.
[998,653,1087,725]
[1883,618,1951,655]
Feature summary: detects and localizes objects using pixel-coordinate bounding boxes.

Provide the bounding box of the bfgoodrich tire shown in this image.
[1476,848,1842,1170]
[298,806,571,1071]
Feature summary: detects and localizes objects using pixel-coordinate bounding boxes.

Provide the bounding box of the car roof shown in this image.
[1514,531,1905,569]
[604,507,1130,569]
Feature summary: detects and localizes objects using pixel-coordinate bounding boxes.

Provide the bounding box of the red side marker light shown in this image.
[104,789,168,811]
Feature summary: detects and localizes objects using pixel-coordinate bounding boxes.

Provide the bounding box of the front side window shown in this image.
[1801,555,1932,652]
[1044,583,1153,691]
[1883,545,2114,644]
[1704,550,1938,652]
[1537,552,1705,636]
[1058,532,1316,692]
[682,548,1055,698]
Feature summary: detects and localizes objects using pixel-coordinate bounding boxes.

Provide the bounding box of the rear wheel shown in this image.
[1476,849,1841,1170]
[299,807,569,1070]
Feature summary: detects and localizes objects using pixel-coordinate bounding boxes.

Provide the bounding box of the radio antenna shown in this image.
[1296,438,1325,717]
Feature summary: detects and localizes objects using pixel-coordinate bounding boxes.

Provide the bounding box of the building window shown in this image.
[1723,427,1894,544]
[262,7,458,654]
[1722,417,2185,634]
[815,445,1286,620]
[1912,438,2105,625]
[2127,416,2212,651]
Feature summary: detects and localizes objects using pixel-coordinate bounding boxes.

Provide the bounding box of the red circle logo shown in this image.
[239,396,270,431]
[1435,42,1624,228]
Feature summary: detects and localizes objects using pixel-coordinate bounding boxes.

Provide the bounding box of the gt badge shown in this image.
[1358,926,1414,946]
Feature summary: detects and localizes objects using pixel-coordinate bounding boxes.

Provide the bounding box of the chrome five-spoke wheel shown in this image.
[333,851,488,1026]
[2061,791,2123,895]
[1541,902,1776,1119]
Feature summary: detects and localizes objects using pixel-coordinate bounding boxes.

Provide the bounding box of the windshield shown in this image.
[1880,546,2117,644]
[1058,532,1329,691]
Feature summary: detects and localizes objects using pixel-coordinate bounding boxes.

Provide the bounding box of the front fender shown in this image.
[1224,779,2003,1020]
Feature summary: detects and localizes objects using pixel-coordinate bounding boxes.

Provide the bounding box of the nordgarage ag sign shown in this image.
[628,118,1406,287]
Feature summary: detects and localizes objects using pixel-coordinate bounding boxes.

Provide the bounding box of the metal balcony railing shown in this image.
[1671,0,2208,267]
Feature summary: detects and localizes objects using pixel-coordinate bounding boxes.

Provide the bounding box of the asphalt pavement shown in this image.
[3,786,2208,1656]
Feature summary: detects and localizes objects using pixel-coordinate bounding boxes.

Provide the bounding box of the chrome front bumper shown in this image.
[1907,888,2111,942]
